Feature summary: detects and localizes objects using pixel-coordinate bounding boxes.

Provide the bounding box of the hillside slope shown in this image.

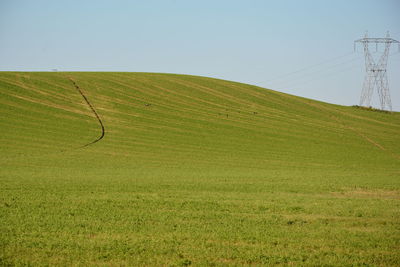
[1,72,399,266]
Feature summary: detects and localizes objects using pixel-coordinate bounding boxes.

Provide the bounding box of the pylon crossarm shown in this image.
[355,38,400,44]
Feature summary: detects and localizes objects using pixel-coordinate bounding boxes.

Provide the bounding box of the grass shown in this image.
[0,72,399,266]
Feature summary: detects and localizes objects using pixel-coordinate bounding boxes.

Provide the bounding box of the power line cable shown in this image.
[270,51,399,89]
[273,62,361,92]
[268,55,363,88]
[274,52,400,96]
[275,62,362,91]
[264,51,355,83]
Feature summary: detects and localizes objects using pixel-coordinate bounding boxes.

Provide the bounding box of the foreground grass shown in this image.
[1,72,399,266]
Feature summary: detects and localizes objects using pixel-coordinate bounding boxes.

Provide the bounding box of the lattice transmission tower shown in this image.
[354,32,399,111]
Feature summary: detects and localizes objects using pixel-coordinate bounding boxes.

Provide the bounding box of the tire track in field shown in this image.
[330,115,400,160]
[68,77,105,148]
[291,97,400,160]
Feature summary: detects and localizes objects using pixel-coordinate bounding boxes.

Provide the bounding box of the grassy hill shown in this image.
[1,72,399,266]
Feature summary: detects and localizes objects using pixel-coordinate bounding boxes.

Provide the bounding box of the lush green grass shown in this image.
[1,72,399,266]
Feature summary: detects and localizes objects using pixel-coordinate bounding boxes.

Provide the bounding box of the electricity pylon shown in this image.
[354,32,399,111]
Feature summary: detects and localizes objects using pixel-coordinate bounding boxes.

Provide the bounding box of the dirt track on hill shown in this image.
[68,77,105,148]
[294,97,400,161]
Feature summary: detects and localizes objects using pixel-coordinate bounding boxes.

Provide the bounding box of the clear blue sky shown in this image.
[1,0,399,110]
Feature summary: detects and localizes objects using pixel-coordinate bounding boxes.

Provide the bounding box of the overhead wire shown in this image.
[264,33,400,90]
[267,48,399,91]
[264,51,355,84]
[273,51,400,94]
[274,62,361,91]
[267,54,363,89]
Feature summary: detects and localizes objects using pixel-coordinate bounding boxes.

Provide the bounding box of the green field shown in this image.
[0,72,399,266]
